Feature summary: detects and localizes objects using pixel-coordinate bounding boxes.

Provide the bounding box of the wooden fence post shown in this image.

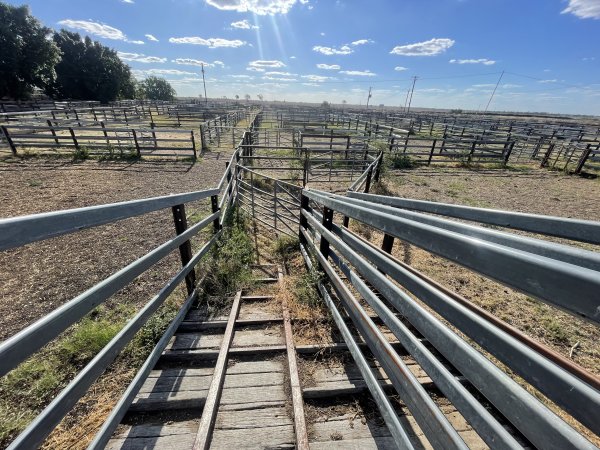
[1,126,17,155]
[319,206,334,258]
[211,195,221,232]
[364,168,373,193]
[171,204,196,295]
[428,139,437,165]
[132,129,141,157]
[68,127,79,150]
[574,144,593,175]
[47,120,59,146]
[190,131,197,160]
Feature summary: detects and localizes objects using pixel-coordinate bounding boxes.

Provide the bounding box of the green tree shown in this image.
[47,30,135,103]
[0,3,61,99]
[137,76,176,101]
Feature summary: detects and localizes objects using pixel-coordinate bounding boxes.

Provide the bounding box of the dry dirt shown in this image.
[0,149,233,341]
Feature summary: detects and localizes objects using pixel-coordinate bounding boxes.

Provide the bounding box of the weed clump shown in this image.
[204,209,255,298]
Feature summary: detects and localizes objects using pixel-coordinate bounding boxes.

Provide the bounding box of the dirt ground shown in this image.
[0,148,233,341]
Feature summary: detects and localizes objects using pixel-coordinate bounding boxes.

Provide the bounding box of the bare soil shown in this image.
[0,149,233,341]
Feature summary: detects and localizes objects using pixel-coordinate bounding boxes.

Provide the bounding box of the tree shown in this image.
[0,3,60,99]
[257,94,263,101]
[321,100,330,109]
[137,76,176,101]
[244,94,251,101]
[235,94,239,101]
[46,30,135,103]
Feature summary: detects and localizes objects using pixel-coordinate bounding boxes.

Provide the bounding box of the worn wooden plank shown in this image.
[194,290,242,449]
[221,384,287,406]
[112,421,197,439]
[279,266,309,450]
[210,425,295,449]
[215,406,292,430]
[309,436,400,450]
[107,433,196,450]
[129,390,206,413]
[168,332,223,351]
[232,326,284,347]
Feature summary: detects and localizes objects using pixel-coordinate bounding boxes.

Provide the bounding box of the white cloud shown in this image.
[539,79,558,83]
[351,39,373,46]
[248,60,286,70]
[230,74,253,79]
[168,37,247,48]
[562,0,600,19]
[173,58,214,67]
[339,70,376,77]
[450,58,495,65]
[231,19,259,29]
[132,68,195,78]
[263,75,297,81]
[58,19,143,44]
[390,38,455,56]
[118,52,167,63]
[317,63,340,70]
[213,60,225,67]
[206,0,297,15]
[394,66,408,71]
[302,74,331,82]
[313,45,353,55]
[121,0,134,3]
[582,56,596,61]
[145,34,159,42]
[264,71,296,76]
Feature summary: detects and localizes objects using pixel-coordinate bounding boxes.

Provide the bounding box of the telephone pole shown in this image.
[407,76,418,113]
[201,63,208,105]
[484,70,504,113]
[366,87,372,109]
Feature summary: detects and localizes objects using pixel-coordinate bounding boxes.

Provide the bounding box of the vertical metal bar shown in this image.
[172,204,196,295]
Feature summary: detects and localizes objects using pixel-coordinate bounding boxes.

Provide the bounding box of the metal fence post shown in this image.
[171,204,196,295]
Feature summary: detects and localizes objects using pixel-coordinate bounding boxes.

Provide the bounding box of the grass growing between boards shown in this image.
[0,287,188,448]
[198,208,256,315]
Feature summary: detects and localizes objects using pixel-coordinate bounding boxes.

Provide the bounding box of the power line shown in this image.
[407,76,418,113]
[484,70,504,113]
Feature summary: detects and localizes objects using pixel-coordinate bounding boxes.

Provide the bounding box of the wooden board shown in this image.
[168,332,223,351]
[107,421,197,450]
[232,326,284,347]
[210,425,295,449]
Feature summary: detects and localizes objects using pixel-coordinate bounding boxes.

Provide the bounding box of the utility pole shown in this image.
[484,70,504,113]
[366,87,372,109]
[403,87,411,112]
[407,76,418,113]
[201,63,208,105]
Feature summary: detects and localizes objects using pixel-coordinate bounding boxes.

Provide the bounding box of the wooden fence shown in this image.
[0,123,197,158]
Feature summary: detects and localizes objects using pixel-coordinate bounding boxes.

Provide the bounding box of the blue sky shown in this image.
[8,0,600,115]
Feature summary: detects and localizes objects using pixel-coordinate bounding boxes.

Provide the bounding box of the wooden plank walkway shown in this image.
[107,265,307,450]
